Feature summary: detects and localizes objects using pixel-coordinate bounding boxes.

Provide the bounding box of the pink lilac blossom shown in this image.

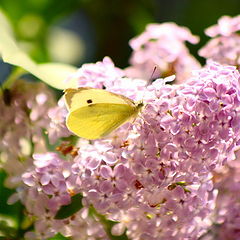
[0,79,55,188]
[22,153,109,240]
[67,56,125,89]
[67,56,147,100]
[67,61,240,239]
[205,15,240,37]
[47,97,71,144]
[207,149,240,240]
[199,15,240,67]
[125,22,201,83]
[21,60,240,239]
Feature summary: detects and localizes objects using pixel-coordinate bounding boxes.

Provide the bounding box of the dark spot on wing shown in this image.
[87,99,93,104]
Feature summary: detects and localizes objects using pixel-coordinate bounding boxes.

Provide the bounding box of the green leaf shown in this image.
[0,219,17,238]
[0,170,28,239]
[0,171,21,220]
[54,194,83,219]
[0,8,12,35]
[89,206,129,240]
[0,9,78,90]
[48,233,70,240]
[42,129,58,152]
[37,63,78,89]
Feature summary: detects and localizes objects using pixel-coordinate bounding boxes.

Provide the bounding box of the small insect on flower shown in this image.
[56,142,79,157]
[1,88,12,106]
[64,87,144,140]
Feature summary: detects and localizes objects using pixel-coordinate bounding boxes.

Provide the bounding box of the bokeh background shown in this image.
[1,0,240,70]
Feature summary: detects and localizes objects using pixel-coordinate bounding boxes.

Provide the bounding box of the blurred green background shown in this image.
[1,0,240,69]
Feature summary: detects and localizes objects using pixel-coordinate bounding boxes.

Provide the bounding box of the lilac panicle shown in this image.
[67,56,147,101]
[205,15,240,37]
[69,61,240,239]
[125,22,200,83]
[22,152,110,240]
[67,56,125,89]
[21,55,240,239]
[0,79,55,188]
[47,97,71,144]
[199,15,240,66]
[205,149,240,240]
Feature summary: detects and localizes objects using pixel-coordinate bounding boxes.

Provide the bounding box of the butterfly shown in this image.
[64,87,144,140]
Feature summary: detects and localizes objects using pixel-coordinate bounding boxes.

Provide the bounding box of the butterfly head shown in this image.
[136,101,144,112]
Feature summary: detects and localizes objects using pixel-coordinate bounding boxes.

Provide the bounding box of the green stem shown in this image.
[2,67,26,89]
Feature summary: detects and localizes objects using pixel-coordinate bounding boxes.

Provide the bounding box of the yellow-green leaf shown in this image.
[37,63,78,89]
[0,9,78,89]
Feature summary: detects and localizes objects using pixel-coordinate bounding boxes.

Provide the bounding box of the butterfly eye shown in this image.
[87,99,93,104]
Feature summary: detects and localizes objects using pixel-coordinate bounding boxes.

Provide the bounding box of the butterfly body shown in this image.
[64,87,143,140]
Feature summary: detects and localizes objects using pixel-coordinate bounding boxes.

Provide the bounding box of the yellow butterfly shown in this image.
[64,87,144,140]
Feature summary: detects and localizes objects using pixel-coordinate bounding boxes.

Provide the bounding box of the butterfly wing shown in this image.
[64,88,135,112]
[66,103,137,139]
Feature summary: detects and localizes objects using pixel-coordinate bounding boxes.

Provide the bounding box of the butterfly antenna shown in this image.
[140,66,158,106]
[150,65,157,84]
[137,66,159,128]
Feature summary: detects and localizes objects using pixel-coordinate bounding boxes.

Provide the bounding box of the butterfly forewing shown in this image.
[64,88,135,112]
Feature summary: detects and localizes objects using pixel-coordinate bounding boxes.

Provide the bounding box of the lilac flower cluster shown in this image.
[199,15,240,66]
[22,153,109,240]
[69,56,147,100]
[67,61,240,240]
[200,149,240,240]
[47,98,71,144]
[0,79,55,188]
[125,22,201,83]
[17,16,240,240]
[70,56,125,89]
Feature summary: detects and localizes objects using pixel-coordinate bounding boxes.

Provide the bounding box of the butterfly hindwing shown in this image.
[66,103,137,139]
